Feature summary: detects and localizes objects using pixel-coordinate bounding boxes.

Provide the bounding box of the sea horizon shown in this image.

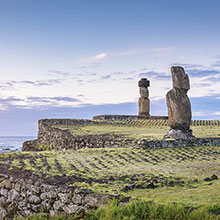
[0,136,36,153]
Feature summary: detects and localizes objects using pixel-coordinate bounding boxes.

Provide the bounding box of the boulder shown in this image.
[7,189,20,203]
[0,206,7,219]
[63,204,79,214]
[27,195,41,204]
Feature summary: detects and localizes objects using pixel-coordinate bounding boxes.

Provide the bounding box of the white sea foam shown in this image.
[0,136,36,153]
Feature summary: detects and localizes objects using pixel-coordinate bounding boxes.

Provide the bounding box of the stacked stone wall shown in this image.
[137,138,220,149]
[0,174,112,219]
[92,115,168,120]
[23,118,220,152]
[23,119,135,151]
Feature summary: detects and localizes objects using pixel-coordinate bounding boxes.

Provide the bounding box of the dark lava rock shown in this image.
[136,182,155,189]
[109,176,115,181]
[75,188,93,194]
[121,183,136,192]
[146,182,155,189]
[175,180,184,186]
[167,181,175,187]
[119,197,131,203]
[211,174,218,180]
[204,177,212,182]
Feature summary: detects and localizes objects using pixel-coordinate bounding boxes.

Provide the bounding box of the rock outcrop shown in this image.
[165,66,193,139]
[138,78,150,117]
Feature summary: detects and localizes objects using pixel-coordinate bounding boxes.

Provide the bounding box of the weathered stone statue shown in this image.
[138,78,150,117]
[165,66,193,139]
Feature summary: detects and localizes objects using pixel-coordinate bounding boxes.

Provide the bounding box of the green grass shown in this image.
[3,146,220,180]
[51,119,220,139]
[127,180,220,206]
[16,200,220,220]
[2,145,220,204]
[2,119,220,219]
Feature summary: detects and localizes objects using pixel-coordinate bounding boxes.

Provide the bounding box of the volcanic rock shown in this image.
[165,66,193,139]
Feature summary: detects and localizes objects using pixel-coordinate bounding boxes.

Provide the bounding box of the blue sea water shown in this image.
[0,136,36,153]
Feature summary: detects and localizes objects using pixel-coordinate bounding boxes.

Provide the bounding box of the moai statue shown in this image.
[138,78,150,117]
[165,66,194,139]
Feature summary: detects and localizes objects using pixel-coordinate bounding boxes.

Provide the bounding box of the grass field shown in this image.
[51,119,220,139]
[1,145,220,206]
[1,119,220,216]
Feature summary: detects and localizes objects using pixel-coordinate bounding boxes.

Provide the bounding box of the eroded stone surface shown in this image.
[0,206,7,219]
[165,66,193,139]
[172,66,190,90]
[138,97,150,117]
[166,89,191,130]
[138,78,150,117]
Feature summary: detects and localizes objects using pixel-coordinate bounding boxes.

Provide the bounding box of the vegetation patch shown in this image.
[16,200,220,220]
[1,144,220,204]
[51,119,220,139]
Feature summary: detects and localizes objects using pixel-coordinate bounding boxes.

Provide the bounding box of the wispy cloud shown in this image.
[26,96,80,104]
[101,74,111,80]
[138,71,169,80]
[171,63,204,69]
[0,96,25,110]
[212,111,220,116]
[86,53,107,62]
[193,111,207,116]
[49,70,70,76]
[0,79,62,91]
[211,60,220,68]
[0,95,81,110]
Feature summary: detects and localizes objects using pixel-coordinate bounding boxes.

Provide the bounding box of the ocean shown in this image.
[0,136,36,153]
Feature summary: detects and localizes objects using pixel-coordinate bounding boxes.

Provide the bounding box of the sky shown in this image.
[0,0,220,136]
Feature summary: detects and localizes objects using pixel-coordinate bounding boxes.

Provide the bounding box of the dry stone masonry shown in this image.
[23,119,135,151]
[165,66,193,139]
[138,78,150,117]
[0,173,112,219]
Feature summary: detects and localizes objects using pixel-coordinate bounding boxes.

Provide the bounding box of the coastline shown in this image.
[0,136,36,153]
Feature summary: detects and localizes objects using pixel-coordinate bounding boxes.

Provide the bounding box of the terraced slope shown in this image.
[2,119,220,207]
[1,144,220,205]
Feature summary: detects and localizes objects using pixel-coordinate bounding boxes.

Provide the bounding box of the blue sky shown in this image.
[0,0,220,136]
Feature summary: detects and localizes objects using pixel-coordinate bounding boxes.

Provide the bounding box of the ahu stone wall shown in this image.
[23,119,135,151]
[22,118,220,152]
[0,173,112,219]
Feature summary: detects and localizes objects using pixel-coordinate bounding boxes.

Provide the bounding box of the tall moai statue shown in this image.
[138,78,150,117]
[165,66,193,139]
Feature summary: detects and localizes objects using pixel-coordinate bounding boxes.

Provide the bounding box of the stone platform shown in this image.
[92,115,168,120]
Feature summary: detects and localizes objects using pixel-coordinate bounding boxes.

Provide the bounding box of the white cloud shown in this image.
[212,111,220,116]
[87,53,107,62]
[193,111,207,116]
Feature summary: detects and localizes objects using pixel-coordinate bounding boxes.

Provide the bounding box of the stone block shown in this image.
[138,78,150,87]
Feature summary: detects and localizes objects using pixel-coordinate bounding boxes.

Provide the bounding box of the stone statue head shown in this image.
[139,87,149,98]
[171,66,190,90]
